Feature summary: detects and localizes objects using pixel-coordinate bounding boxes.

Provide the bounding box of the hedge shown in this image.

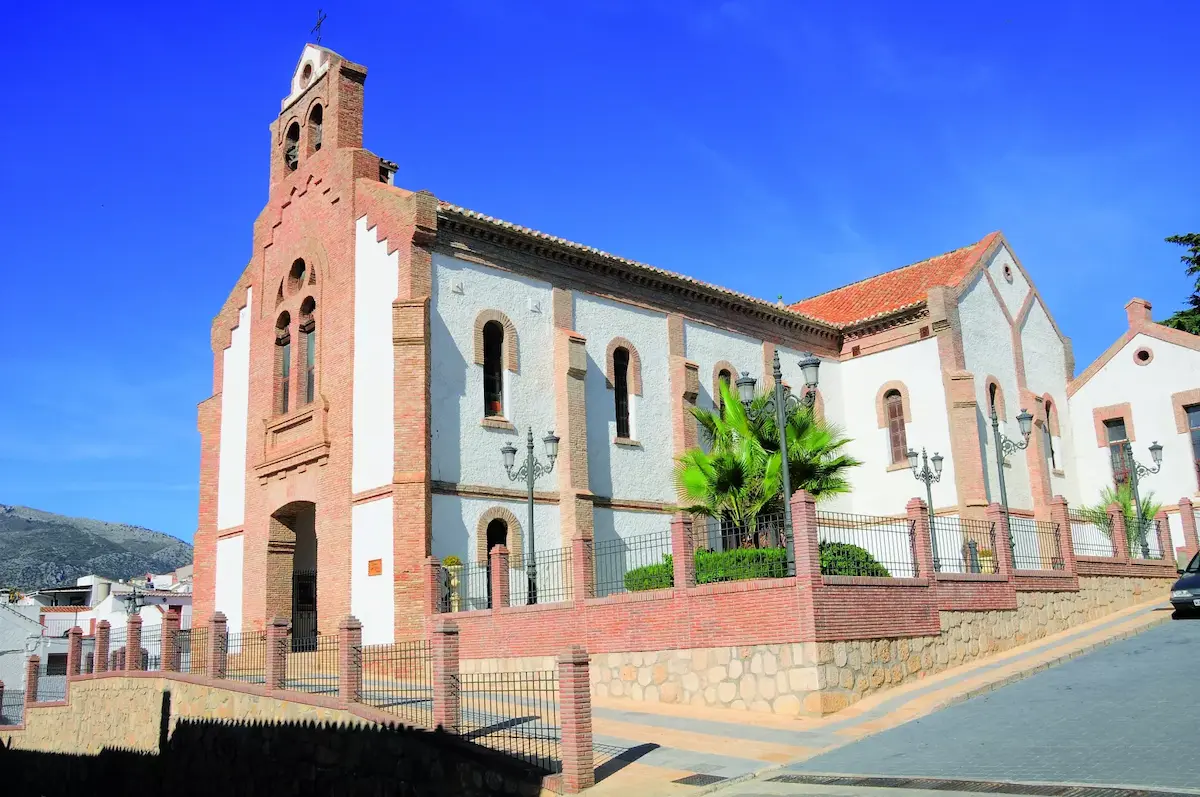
[622,547,790,592]
[818,541,890,577]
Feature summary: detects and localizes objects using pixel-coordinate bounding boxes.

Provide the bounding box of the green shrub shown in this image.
[818,541,890,577]
[442,555,462,567]
[697,547,788,583]
[623,555,674,592]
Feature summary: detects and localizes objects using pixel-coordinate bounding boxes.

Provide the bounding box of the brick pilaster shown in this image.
[95,620,110,674]
[942,370,989,520]
[266,616,290,691]
[490,545,511,608]
[791,490,821,583]
[430,619,460,734]
[208,612,228,680]
[1049,495,1076,574]
[906,498,934,578]
[66,627,83,677]
[1108,503,1130,563]
[985,503,1013,577]
[162,608,182,673]
[1180,497,1200,562]
[425,556,443,615]
[670,514,695,589]
[115,649,126,671]
[25,656,39,706]
[125,615,143,672]
[338,615,363,704]
[553,295,593,545]
[570,537,594,601]
[1156,510,1175,567]
[558,645,595,793]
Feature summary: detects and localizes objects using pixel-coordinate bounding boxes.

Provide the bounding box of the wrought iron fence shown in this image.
[509,545,573,606]
[225,630,267,684]
[285,633,339,696]
[594,529,673,597]
[140,626,164,672]
[690,513,791,583]
[175,627,209,675]
[40,616,84,638]
[0,690,24,726]
[108,627,128,670]
[1127,517,1164,560]
[817,512,917,578]
[36,675,67,703]
[460,670,561,774]
[360,640,433,728]
[1069,510,1115,557]
[442,562,492,613]
[930,516,999,574]
[1009,517,1064,570]
[80,637,96,674]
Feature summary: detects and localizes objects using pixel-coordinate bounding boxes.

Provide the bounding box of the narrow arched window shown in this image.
[483,321,504,417]
[308,104,323,153]
[276,312,292,414]
[885,390,907,464]
[718,369,732,415]
[613,347,631,439]
[284,123,300,171]
[300,297,316,405]
[988,382,1000,416]
[1044,400,1057,470]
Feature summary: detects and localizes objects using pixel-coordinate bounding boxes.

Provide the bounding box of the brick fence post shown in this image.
[1049,495,1076,574]
[431,619,460,734]
[570,537,594,602]
[985,503,1014,577]
[426,556,444,615]
[115,648,126,671]
[25,656,39,706]
[670,514,695,589]
[207,612,228,680]
[266,616,290,691]
[558,644,595,793]
[1179,497,1199,562]
[95,620,110,674]
[791,490,822,583]
[162,608,182,673]
[125,614,143,672]
[1108,503,1130,563]
[490,545,511,609]
[66,627,83,677]
[338,615,362,704]
[1156,510,1175,568]
[907,498,935,578]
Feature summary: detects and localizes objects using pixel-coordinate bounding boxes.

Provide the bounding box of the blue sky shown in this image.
[1,1,1196,542]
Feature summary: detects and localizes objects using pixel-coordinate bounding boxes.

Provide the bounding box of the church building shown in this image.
[193,45,1200,645]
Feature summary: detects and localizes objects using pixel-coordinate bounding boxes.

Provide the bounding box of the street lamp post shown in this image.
[1122,440,1164,558]
[906,447,944,571]
[735,350,820,576]
[989,402,1034,559]
[501,428,559,604]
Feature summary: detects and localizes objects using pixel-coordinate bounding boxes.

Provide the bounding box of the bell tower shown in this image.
[268,44,367,193]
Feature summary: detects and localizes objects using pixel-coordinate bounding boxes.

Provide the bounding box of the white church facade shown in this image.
[194,45,1200,646]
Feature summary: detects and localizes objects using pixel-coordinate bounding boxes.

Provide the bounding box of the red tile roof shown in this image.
[790,232,1002,326]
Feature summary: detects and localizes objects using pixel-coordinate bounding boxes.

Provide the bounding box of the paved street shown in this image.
[773,616,1200,791]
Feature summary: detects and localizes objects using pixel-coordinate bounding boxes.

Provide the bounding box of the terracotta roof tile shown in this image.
[789,232,1001,326]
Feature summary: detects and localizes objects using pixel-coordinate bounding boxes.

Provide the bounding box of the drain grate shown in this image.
[673,773,729,786]
[766,775,1195,797]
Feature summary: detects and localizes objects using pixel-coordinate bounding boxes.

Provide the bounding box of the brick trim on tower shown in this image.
[1092,402,1136,448]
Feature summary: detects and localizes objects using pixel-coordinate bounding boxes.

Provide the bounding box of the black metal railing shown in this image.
[1009,517,1065,570]
[360,640,433,728]
[594,529,673,597]
[930,516,999,574]
[510,545,573,606]
[225,631,267,684]
[459,670,561,774]
[79,638,95,674]
[1127,517,1164,560]
[176,627,209,675]
[817,512,917,578]
[140,626,164,672]
[40,616,83,638]
[36,675,67,703]
[0,690,24,725]
[285,633,339,696]
[444,562,492,613]
[1069,510,1115,557]
[108,628,128,670]
[689,513,791,583]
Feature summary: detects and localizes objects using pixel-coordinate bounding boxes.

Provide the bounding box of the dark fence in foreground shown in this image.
[285,633,339,696]
[1009,517,1064,570]
[930,516,999,574]
[460,670,561,774]
[594,529,672,597]
[817,512,917,578]
[225,631,267,684]
[1069,511,1115,557]
[360,640,433,728]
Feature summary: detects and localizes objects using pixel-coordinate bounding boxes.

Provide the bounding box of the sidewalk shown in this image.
[581,598,1175,796]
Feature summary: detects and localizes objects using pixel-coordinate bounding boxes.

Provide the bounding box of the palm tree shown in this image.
[1075,483,1163,555]
[674,380,861,546]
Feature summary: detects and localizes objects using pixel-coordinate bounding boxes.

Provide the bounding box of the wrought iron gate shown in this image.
[292,569,317,652]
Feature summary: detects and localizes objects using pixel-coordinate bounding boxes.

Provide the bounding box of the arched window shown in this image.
[613,347,631,439]
[486,519,508,553]
[1044,400,1057,470]
[284,123,300,171]
[718,369,732,415]
[275,312,292,414]
[482,321,504,417]
[885,390,907,464]
[988,382,999,416]
[307,104,323,153]
[300,297,316,405]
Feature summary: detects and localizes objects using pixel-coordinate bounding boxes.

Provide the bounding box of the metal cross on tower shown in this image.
[311,9,328,43]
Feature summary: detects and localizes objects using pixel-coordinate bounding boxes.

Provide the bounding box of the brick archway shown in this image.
[265,501,317,644]
[475,506,523,566]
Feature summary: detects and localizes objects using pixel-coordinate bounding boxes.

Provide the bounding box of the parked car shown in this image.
[1170,552,1200,616]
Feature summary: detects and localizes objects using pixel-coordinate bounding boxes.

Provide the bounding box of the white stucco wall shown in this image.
[1020,298,1076,501]
[1068,331,1200,511]
[958,270,1032,510]
[683,321,764,413]
[352,216,399,494]
[833,338,953,516]
[430,254,555,488]
[216,288,252,530]
[985,245,1031,321]
[214,534,245,633]
[0,605,41,692]
[351,497,395,645]
[574,294,673,503]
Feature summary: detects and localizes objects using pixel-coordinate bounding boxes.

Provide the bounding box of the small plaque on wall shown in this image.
[367,559,383,577]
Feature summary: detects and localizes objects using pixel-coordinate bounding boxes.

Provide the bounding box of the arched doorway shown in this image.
[485,518,508,606]
[267,501,317,652]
